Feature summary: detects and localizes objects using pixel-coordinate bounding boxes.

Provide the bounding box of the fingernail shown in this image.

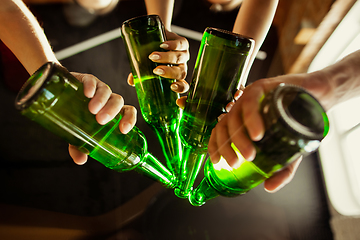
[211,157,220,165]
[217,113,225,122]
[153,68,165,75]
[98,113,110,125]
[234,90,243,100]
[90,102,102,114]
[230,160,241,169]
[160,43,169,49]
[170,84,178,91]
[246,149,256,161]
[225,102,234,112]
[265,183,286,193]
[121,123,132,134]
[149,54,160,61]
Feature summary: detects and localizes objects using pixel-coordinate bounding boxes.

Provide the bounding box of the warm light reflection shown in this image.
[213,143,245,171]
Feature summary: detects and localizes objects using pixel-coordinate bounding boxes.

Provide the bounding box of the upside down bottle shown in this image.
[15,62,176,188]
[189,84,330,206]
[121,15,182,180]
[174,27,254,198]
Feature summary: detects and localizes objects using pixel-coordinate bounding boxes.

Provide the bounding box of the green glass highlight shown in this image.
[175,27,254,198]
[189,84,330,206]
[15,62,175,188]
[121,15,182,179]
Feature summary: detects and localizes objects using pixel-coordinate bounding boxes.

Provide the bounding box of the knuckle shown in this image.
[113,93,124,104]
[179,69,187,80]
[123,105,137,116]
[129,105,137,114]
[207,144,215,154]
[175,53,183,64]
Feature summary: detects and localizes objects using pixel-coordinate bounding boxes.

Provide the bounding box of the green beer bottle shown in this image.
[15,62,176,188]
[175,27,254,198]
[189,84,330,206]
[121,15,182,179]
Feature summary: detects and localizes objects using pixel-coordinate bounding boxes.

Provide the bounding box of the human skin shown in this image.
[125,0,190,94]
[1,0,137,165]
[208,49,360,192]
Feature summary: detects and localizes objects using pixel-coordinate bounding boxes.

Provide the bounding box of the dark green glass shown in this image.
[189,84,330,206]
[175,27,254,198]
[14,62,176,188]
[121,15,182,180]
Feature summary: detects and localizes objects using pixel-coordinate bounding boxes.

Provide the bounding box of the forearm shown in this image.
[308,50,360,110]
[144,0,174,30]
[232,0,278,84]
[0,0,58,75]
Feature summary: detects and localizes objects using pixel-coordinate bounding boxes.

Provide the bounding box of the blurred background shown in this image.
[0,0,357,239]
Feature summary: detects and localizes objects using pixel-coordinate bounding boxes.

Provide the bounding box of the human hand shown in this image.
[207,76,306,192]
[127,30,190,96]
[68,72,137,165]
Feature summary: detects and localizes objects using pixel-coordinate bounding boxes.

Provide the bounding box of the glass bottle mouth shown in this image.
[121,14,162,31]
[15,62,55,111]
[274,83,329,140]
[204,27,254,51]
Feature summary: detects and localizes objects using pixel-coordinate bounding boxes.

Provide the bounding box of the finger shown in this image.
[264,156,303,193]
[243,106,264,142]
[217,113,226,122]
[87,81,113,115]
[212,119,239,167]
[149,50,189,65]
[225,105,256,162]
[225,101,235,113]
[170,79,189,94]
[71,72,97,98]
[234,86,244,101]
[161,34,189,51]
[241,85,266,142]
[119,105,137,134]
[176,96,187,109]
[153,64,187,80]
[69,144,88,165]
[95,93,124,125]
[208,128,221,164]
[127,73,135,86]
[231,129,256,162]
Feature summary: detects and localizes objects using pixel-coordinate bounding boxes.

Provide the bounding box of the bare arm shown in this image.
[0,0,59,74]
[208,49,360,192]
[144,0,174,30]
[303,50,360,110]
[0,0,138,165]
[232,0,279,85]
[131,0,190,93]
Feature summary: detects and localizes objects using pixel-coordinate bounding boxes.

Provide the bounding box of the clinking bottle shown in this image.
[121,15,182,180]
[189,84,330,206]
[15,62,176,188]
[174,27,254,198]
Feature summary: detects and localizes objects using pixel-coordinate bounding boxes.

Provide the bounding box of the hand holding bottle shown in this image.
[16,62,176,187]
[67,72,137,165]
[207,47,360,192]
[127,29,190,94]
[208,79,300,192]
[190,83,329,206]
[207,75,320,193]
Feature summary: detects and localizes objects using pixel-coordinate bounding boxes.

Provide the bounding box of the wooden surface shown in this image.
[23,0,72,4]
[289,0,357,73]
[273,0,334,73]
